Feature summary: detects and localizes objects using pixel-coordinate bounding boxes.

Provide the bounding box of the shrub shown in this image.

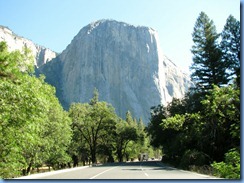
[211,148,240,179]
[180,149,209,169]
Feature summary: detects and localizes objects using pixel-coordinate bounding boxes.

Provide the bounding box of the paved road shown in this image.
[16,160,218,179]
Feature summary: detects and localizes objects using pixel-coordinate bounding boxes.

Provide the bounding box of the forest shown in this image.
[148,12,240,179]
[0,12,240,179]
[0,42,156,178]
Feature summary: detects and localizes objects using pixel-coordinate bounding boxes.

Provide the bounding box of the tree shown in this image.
[69,90,117,164]
[147,13,240,174]
[115,119,138,162]
[211,148,240,179]
[200,85,240,162]
[147,105,167,148]
[42,88,72,170]
[121,118,150,162]
[125,111,136,127]
[0,42,72,178]
[220,15,240,85]
[191,12,228,92]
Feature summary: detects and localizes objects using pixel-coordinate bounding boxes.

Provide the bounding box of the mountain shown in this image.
[40,20,192,123]
[0,20,192,123]
[0,25,57,67]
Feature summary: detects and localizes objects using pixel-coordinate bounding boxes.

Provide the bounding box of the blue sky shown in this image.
[0,0,240,73]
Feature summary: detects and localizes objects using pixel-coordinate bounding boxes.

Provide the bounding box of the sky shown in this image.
[0,0,240,73]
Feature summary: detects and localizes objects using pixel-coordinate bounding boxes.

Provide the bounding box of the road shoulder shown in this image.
[15,166,89,179]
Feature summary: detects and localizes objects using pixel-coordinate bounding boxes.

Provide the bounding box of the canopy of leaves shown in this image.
[147,13,240,179]
[0,41,72,178]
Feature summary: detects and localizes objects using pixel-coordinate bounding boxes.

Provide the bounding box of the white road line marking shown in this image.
[15,166,89,179]
[140,162,149,178]
[89,166,117,179]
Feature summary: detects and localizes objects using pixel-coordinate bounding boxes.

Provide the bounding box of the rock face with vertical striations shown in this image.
[40,20,192,123]
[0,25,57,68]
[1,20,192,124]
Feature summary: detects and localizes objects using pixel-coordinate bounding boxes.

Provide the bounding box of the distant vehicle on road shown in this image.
[139,153,148,161]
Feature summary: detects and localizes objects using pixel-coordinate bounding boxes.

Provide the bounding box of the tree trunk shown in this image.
[91,146,97,164]
[26,162,32,175]
[117,149,123,162]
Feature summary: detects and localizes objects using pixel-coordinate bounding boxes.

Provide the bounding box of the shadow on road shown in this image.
[121,167,175,171]
[91,161,175,171]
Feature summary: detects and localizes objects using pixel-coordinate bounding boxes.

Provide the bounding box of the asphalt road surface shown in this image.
[16,160,219,179]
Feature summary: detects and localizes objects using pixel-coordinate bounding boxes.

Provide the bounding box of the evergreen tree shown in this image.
[125,111,136,126]
[191,12,228,92]
[90,88,99,105]
[220,15,240,85]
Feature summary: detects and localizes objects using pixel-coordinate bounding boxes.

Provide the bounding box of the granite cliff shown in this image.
[1,20,192,123]
[0,25,57,67]
[40,20,192,123]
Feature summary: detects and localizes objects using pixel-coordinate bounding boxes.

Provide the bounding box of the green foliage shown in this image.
[180,149,209,169]
[147,13,240,179]
[69,91,118,164]
[0,42,72,178]
[147,105,167,148]
[220,15,240,82]
[191,12,228,92]
[0,41,34,80]
[211,148,240,179]
[115,119,138,162]
[69,98,150,164]
[89,88,99,105]
[161,114,184,131]
[200,85,240,161]
[148,84,239,171]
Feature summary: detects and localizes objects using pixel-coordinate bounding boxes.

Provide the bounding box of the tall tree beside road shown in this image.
[115,119,138,162]
[69,90,117,164]
[147,13,240,178]
[220,15,240,86]
[191,12,228,92]
[0,42,72,178]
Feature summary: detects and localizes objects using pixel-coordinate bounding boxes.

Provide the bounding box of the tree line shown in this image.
[0,11,240,179]
[0,42,72,178]
[0,42,156,178]
[68,90,157,166]
[147,12,240,179]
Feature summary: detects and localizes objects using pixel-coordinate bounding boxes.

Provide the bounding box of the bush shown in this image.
[180,149,209,169]
[189,165,214,176]
[211,148,240,179]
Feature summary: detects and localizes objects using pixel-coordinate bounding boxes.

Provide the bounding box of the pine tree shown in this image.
[125,111,135,126]
[90,88,99,105]
[191,12,228,92]
[220,15,240,85]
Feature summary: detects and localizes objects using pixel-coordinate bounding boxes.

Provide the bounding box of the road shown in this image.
[16,160,218,179]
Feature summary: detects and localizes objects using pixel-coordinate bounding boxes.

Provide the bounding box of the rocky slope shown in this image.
[0,25,57,67]
[40,20,192,123]
[1,20,192,123]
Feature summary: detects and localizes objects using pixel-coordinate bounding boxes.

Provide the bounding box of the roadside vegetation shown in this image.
[147,12,240,179]
[0,11,239,179]
[0,42,157,178]
[0,42,72,178]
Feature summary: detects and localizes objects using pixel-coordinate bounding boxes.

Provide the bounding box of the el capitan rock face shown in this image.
[1,20,192,123]
[40,20,192,123]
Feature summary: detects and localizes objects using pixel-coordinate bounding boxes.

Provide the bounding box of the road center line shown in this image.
[89,166,117,179]
[140,162,149,178]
